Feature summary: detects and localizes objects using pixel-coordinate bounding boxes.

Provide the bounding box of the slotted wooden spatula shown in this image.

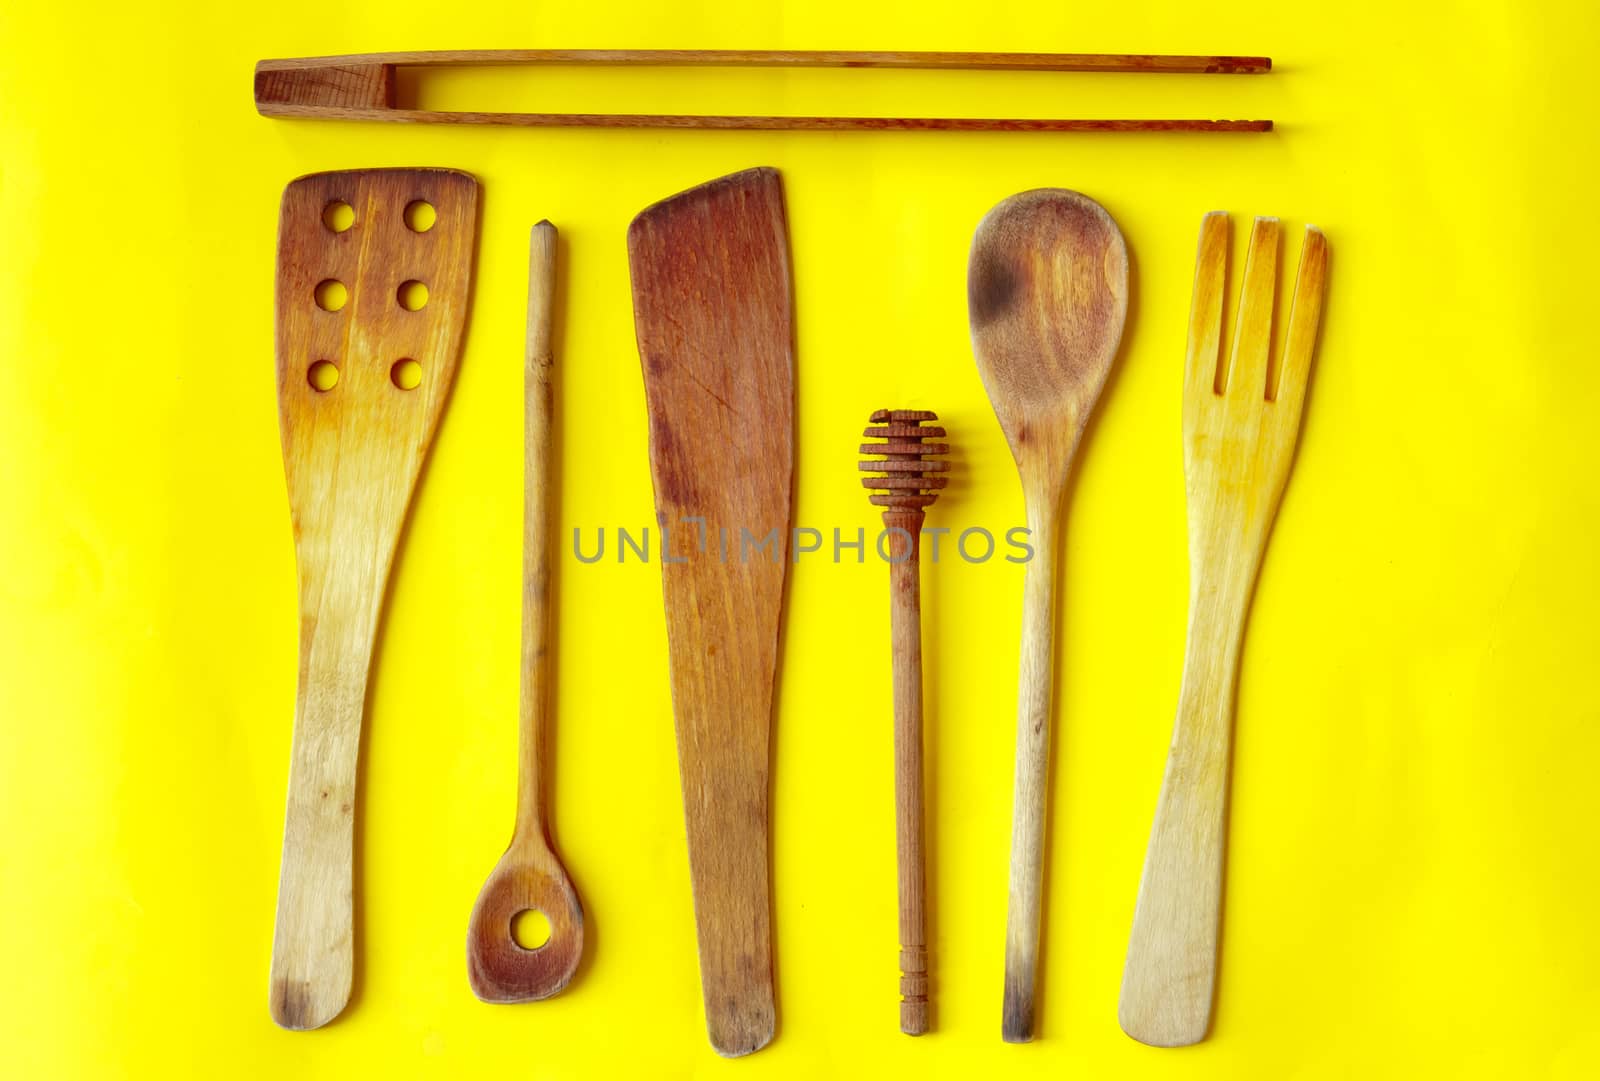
[628,167,794,1058]
[269,167,478,1030]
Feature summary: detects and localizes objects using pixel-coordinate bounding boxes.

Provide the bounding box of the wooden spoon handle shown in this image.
[887,519,929,1035]
[1119,589,1246,1045]
[517,221,557,839]
[1001,511,1059,1043]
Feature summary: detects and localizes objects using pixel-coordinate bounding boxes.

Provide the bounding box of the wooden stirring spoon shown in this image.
[466,222,584,1002]
[270,167,479,1029]
[968,189,1129,1043]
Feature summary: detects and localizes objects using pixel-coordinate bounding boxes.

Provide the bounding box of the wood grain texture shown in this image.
[1119,213,1328,1047]
[255,62,394,110]
[254,50,1270,132]
[270,167,479,1030]
[968,190,1128,1043]
[628,168,794,1058]
[859,410,949,1035]
[466,222,585,1004]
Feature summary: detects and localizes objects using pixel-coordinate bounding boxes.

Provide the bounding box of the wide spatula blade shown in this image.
[628,167,794,1058]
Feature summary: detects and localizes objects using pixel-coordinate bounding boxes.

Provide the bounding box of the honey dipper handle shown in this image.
[886,513,929,1035]
[1002,501,1059,1043]
[515,222,558,845]
[1119,583,1249,1046]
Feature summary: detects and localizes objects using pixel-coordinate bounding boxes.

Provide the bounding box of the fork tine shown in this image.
[1185,212,1230,403]
[1273,226,1328,412]
[1224,216,1280,398]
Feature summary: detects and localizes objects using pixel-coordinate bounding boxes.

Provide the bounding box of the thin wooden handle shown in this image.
[1119,588,1248,1046]
[886,516,929,1036]
[258,105,1272,133]
[1001,507,1059,1043]
[270,616,372,1030]
[516,221,557,844]
[465,222,585,1004]
[256,48,1270,74]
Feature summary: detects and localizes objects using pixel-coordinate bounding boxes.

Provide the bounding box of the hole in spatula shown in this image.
[511,908,551,950]
[403,200,436,233]
[314,279,348,312]
[397,280,429,311]
[390,358,422,390]
[307,360,339,392]
[322,201,354,233]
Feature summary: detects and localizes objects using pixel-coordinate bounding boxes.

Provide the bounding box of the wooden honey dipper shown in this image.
[859,408,948,1035]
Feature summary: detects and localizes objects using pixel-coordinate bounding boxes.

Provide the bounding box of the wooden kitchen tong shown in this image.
[255,48,1272,132]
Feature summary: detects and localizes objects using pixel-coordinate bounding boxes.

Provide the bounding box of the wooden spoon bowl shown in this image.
[970,189,1129,473]
[467,847,584,1002]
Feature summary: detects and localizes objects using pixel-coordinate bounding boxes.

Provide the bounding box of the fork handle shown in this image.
[1119,584,1249,1046]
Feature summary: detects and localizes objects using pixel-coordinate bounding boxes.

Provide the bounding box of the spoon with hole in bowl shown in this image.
[466,222,584,1001]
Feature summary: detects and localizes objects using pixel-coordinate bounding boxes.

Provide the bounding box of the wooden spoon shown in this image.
[270,167,479,1030]
[967,189,1128,1043]
[466,222,585,1002]
[628,167,794,1058]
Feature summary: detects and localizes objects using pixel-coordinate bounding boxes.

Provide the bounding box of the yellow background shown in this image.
[3,1,1597,1076]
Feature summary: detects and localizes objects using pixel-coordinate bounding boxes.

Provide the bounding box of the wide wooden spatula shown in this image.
[270,167,478,1030]
[628,167,794,1058]
[968,189,1128,1043]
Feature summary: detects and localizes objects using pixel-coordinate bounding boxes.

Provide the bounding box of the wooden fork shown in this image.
[1119,212,1328,1047]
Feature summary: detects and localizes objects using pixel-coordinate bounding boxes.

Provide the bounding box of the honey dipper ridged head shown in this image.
[859,409,949,510]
